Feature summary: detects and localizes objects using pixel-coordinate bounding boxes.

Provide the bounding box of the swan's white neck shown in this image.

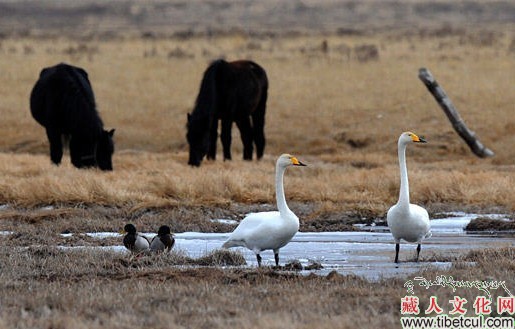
[397,141,410,208]
[275,163,293,216]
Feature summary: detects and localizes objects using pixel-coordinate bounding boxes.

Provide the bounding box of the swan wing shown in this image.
[411,204,431,240]
[387,204,431,243]
[223,211,296,251]
[226,211,280,240]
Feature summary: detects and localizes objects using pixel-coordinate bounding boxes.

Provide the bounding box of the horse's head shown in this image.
[95,129,115,171]
[186,113,209,166]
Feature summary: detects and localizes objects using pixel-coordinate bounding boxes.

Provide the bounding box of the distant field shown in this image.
[0,30,513,216]
[1,0,514,37]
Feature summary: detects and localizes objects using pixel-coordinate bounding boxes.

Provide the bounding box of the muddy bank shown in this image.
[466,217,515,232]
[0,202,366,234]
[0,237,513,329]
[0,202,512,235]
[1,207,514,328]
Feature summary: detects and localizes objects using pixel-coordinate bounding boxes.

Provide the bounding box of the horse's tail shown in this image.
[192,59,226,120]
[253,62,268,118]
[249,62,268,159]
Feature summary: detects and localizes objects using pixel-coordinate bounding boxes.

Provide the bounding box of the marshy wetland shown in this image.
[0,0,514,328]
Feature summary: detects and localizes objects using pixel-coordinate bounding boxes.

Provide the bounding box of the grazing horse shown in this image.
[187,59,268,166]
[30,63,115,171]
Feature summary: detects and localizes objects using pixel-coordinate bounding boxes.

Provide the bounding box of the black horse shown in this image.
[30,63,115,171]
[187,59,268,166]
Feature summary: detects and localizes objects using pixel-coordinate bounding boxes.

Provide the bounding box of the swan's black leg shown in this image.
[395,243,400,263]
[274,252,279,267]
[256,254,262,267]
[416,244,421,262]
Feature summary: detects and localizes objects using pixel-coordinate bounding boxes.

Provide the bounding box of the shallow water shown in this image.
[71,212,515,280]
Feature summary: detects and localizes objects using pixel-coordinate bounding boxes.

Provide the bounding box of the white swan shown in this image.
[222,154,306,266]
[387,132,431,263]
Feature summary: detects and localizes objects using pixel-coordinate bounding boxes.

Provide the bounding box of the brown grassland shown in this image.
[0,0,514,328]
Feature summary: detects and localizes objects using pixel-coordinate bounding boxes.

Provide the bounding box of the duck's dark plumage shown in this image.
[150,225,175,252]
[123,223,150,253]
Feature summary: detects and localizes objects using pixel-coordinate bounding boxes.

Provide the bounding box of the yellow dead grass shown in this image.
[0,150,512,213]
[0,32,513,212]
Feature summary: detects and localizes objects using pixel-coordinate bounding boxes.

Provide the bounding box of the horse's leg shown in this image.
[236,116,253,161]
[46,128,63,165]
[69,136,83,168]
[207,119,218,161]
[221,119,233,161]
[251,99,266,160]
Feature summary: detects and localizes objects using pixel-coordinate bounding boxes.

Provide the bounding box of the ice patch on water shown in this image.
[210,218,239,225]
[431,212,511,234]
[58,245,128,253]
[86,232,122,239]
[354,212,511,235]
[9,212,514,280]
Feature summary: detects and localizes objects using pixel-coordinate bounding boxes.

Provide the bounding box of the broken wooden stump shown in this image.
[418,68,494,158]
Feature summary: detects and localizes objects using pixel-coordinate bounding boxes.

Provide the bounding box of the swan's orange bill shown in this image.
[411,134,427,143]
[291,157,307,166]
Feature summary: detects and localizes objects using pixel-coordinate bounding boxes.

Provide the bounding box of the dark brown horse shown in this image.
[187,59,268,166]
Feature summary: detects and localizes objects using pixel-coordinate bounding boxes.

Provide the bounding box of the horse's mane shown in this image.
[190,59,226,122]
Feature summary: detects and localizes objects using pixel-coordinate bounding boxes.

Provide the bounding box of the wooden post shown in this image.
[418,68,494,158]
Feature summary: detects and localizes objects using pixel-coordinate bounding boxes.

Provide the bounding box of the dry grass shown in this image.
[0,151,513,216]
[0,30,513,216]
[0,31,515,231]
[0,242,513,329]
[2,34,515,153]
